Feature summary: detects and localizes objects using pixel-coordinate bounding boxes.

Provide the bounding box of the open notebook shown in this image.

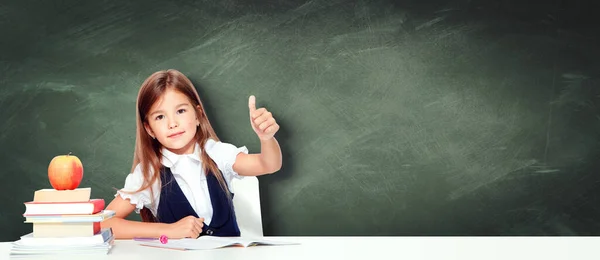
[139,236,299,250]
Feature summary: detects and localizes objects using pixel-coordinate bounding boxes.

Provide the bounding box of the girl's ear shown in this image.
[144,122,155,139]
[195,105,202,126]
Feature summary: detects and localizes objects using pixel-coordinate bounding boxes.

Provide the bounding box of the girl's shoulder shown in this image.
[203,138,248,160]
[117,162,160,215]
[130,162,155,176]
[124,162,160,189]
[204,138,236,148]
[124,163,154,186]
[202,138,248,177]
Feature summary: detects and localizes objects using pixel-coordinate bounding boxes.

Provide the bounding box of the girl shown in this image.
[101,69,282,239]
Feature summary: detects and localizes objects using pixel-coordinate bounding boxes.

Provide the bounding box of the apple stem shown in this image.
[68,152,72,156]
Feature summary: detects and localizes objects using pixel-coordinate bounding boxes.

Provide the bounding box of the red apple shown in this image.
[48,153,83,190]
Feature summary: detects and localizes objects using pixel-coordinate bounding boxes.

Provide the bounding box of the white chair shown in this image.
[231,176,263,237]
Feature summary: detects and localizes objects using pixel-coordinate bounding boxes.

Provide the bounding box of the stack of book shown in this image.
[10,187,115,258]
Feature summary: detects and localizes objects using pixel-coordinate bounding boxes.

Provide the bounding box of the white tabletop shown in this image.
[2,236,599,260]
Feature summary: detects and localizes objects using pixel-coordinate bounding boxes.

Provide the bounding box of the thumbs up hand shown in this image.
[248,95,280,141]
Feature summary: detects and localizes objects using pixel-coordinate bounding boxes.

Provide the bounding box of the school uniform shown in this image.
[116,138,248,236]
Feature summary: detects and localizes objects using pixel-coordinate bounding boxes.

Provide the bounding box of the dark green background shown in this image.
[1,0,599,241]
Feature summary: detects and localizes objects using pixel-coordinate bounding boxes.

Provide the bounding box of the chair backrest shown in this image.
[231,176,263,237]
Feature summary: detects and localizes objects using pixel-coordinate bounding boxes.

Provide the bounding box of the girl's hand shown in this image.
[166,216,204,239]
[248,95,280,141]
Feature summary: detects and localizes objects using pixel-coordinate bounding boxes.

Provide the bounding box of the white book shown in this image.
[24,210,115,223]
[10,237,114,258]
[139,235,299,250]
[9,245,112,257]
[16,228,113,246]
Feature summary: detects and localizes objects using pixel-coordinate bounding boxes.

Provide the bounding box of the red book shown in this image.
[23,199,105,216]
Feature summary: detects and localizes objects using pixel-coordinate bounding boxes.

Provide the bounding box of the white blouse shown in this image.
[115,138,248,225]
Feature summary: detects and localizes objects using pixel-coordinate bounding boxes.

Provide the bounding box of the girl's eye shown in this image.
[177,109,186,114]
[155,115,164,120]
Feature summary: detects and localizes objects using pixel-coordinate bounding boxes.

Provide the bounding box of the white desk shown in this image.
[1,236,599,260]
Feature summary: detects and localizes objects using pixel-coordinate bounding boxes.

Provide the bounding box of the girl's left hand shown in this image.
[248,95,280,141]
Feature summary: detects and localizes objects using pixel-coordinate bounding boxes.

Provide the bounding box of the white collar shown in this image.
[160,142,202,169]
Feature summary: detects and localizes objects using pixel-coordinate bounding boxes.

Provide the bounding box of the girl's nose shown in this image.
[168,120,178,129]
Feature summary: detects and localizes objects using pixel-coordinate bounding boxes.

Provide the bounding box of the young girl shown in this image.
[101,69,282,239]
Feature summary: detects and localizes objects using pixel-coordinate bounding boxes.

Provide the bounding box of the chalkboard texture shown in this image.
[1,0,599,241]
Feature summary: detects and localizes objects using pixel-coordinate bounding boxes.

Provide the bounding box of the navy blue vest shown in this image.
[154,166,240,237]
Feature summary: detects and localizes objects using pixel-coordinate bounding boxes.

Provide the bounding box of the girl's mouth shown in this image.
[168,131,185,138]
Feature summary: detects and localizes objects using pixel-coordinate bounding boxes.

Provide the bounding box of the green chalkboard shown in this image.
[1,0,599,241]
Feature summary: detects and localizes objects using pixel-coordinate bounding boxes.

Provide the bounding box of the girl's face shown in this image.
[144,88,200,155]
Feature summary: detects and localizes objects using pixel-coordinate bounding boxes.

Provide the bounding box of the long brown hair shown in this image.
[127,69,231,222]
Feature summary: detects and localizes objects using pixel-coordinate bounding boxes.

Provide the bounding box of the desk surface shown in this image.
[1,236,599,260]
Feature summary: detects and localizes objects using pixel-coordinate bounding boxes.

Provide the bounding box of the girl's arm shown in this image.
[101,196,169,239]
[101,196,203,239]
[233,137,282,176]
[233,95,283,176]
